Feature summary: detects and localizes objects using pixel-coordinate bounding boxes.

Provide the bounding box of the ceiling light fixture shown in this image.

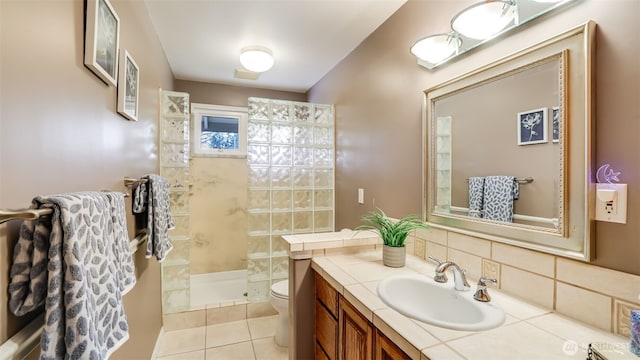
[239,46,274,73]
[451,1,518,40]
[410,33,461,65]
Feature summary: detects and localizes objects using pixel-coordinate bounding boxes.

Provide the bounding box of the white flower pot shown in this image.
[382,245,406,267]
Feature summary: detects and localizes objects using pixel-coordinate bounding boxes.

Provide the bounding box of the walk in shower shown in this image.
[158,91,334,313]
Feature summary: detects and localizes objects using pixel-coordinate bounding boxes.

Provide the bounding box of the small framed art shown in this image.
[517,107,548,145]
[117,50,139,121]
[552,106,560,143]
[84,0,120,86]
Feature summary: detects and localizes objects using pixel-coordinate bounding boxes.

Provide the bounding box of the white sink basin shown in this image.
[377,274,505,331]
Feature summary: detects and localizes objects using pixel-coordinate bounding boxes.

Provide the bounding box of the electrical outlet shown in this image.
[595,183,627,223]
[358,188,364,204]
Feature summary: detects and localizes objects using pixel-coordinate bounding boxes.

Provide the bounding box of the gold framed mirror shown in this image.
[423,21,595,260]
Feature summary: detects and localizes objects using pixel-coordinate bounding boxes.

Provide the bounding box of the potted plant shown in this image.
[357,207,429,267]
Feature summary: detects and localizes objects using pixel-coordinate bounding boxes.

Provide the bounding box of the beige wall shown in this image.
[0,0,173,357]
[441,59,559,219]
[174,81,306,274]
[308,0,640,275]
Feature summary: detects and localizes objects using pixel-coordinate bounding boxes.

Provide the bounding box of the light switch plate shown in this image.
[595,183,627,223]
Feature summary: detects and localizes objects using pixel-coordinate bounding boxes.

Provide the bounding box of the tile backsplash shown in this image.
[411,227,640,336]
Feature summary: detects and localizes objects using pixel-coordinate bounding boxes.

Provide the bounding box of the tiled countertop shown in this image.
[284,232,635,359]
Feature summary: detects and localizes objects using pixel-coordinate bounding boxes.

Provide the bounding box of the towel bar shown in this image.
[124,177,148,188]
[466,177,533,184]
[0,192,130,224]
[0,208,53,224]
[450,206,558,226]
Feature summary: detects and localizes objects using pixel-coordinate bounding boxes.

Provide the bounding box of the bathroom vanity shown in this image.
[282,231,635,360]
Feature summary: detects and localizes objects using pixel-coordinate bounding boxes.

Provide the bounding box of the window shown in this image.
[191,103,247,157]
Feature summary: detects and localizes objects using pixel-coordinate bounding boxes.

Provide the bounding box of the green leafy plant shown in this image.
[357,207,429,247]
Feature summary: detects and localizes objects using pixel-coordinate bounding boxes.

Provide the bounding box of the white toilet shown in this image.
[269,280,289,347]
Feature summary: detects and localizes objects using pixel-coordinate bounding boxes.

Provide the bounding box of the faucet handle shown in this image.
[428,256,448,283]
[428,256,444,265]
[474,277,498,302]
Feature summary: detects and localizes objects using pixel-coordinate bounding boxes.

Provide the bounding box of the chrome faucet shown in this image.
[428,256,470,291]
[473,277,498,302]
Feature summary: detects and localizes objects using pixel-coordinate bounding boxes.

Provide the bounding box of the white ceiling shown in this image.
[144,0,407,93]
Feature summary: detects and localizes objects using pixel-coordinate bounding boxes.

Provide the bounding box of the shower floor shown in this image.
[190,270,248,307]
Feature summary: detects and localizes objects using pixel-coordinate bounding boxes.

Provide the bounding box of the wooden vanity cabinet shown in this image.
[375,330,411,360]
[315,273,339,359]
[338,297,373,360]
[314,271,411,360]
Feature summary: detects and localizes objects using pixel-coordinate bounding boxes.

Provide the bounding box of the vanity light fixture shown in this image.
[410,33,461,65]
[239,46,274,73]
[451,0,518,40]
[411,0,579,70]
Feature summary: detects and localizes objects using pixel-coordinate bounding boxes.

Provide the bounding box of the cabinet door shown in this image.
[375,330,411,360]
[315,272,339,317]
[339,298,373,360]
[316,299,338,360]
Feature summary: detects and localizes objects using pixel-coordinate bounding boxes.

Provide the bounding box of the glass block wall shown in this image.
[436,116,451,211]
[246,98,335,302]
[159,89,191,314]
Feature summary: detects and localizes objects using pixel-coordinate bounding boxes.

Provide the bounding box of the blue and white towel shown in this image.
[468,177,485,218]
[482,176,519,222]
[9,192,136,359]
[144,174,175,261]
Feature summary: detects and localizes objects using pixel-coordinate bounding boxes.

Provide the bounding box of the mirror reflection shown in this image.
[424,21,595,260]
[433,55,563,231]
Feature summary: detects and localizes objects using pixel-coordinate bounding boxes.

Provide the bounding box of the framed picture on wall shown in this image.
[517,107,548,145]
[552,106,560,143]
[117,50,139,121]
[84,0,120,86]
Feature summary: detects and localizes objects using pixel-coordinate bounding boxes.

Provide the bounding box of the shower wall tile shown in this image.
[247,122,271,143]
[163,288,191,314]
[162,118,189,143]
[247,190,270,211]
[248,235,270,259]
[189,157,248,275]
[247,98,334,301]
[271,101,291,122]
[163,166,190,189]
[294,104,311,122]
[272,256,289,279]
[248,166,270,188]
[169,215,190,237]
[248,144,270,165]
[160,90,191,315]
[165,238,190,265]
[247,280,270,302]
[271,190,292,210]
[248,98,270,120]
[163,264,190,290]
[248,258,271,281]
[271,124,292,144]
[294,125,313,145]
[314,169,333,188]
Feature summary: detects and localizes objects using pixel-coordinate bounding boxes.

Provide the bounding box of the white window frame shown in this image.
[191,103,248,158]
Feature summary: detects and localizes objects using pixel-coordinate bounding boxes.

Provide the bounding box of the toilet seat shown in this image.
[270,280,288,299]
[269,279,290,347]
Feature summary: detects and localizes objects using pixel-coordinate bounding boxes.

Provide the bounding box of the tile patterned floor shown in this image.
[155,315,288,360]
